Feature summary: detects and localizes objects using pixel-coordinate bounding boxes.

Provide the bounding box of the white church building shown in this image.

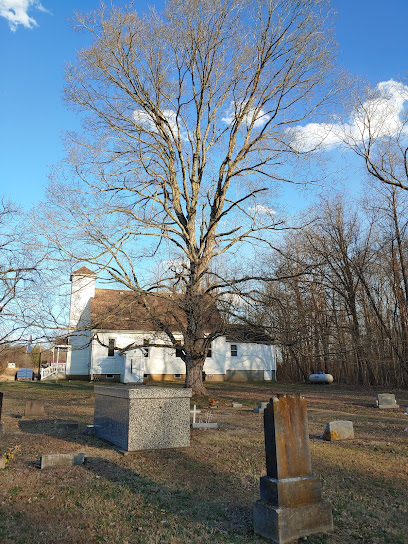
[65,267,278,383]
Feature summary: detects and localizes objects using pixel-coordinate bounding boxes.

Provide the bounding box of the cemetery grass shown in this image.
[0,381,407,544]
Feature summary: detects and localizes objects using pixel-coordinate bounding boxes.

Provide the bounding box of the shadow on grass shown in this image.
[17,412,256,537]
[82,449,255,537]
[0,451,257,544]
[17,418,112,450]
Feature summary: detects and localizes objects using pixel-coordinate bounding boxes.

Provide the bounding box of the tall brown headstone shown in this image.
[253,394,333,544]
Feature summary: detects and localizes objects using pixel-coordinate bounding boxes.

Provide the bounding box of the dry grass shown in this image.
[0,380,407,544]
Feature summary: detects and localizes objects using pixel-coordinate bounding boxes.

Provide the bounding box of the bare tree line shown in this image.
[258,184,408,387]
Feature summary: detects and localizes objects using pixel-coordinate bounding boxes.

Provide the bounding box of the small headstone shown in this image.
[40,452,85,469]
[232,402,243,408]
[0,457,5,469]
[24,400,45,417]
[253,394,333,543]
[56,422,79,433]
[254,402,269,414]
[323,421,354,441]
[376,393,399,409]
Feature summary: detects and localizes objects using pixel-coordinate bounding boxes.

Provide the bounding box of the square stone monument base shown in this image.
[94,386,192,451]
[253,498,333,544]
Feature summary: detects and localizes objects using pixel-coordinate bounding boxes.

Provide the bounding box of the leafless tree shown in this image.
[0,199,44,351]
[343,79,408,191]
[260,190,408,387]
[39,0,341,394]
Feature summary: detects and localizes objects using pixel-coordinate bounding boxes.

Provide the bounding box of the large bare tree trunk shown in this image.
[184,355,207,396]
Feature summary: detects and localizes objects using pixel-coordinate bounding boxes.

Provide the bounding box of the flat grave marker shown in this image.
[40,452,84,469]
[56,422,79,433]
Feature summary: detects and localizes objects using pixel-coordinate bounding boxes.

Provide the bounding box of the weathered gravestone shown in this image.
[253,394,333,544]
[56,422,79,433]
[40,452,84,469]
[376,393,399,409]
[24,400,45,417]
[323,420,354,441]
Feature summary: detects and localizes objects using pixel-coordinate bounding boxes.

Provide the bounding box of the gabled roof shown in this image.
[90,288,222,333]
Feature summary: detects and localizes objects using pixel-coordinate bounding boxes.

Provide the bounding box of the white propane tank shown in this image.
[309,372,334,384]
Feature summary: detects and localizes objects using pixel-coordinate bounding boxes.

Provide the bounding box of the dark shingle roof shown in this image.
[90,288,222,333]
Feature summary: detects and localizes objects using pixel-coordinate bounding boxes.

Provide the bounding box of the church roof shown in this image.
[90,288,222,333]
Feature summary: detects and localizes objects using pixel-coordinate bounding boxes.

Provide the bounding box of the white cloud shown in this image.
[289,80,408,153]
[161,259,188,271]
[0,0,47,31]
[222,101,270,129]
[133,110,155,131]
[133,108,188,140]
[249,204,276,215]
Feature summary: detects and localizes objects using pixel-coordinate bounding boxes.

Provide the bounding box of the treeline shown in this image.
[259,185,408,387]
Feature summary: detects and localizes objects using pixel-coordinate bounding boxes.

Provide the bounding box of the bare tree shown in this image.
[343,79,408,191]
[260,189,408,387]
[0,199,43,349]
[39,0,341,394]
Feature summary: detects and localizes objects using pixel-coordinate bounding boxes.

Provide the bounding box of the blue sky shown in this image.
[1,0,408,210]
